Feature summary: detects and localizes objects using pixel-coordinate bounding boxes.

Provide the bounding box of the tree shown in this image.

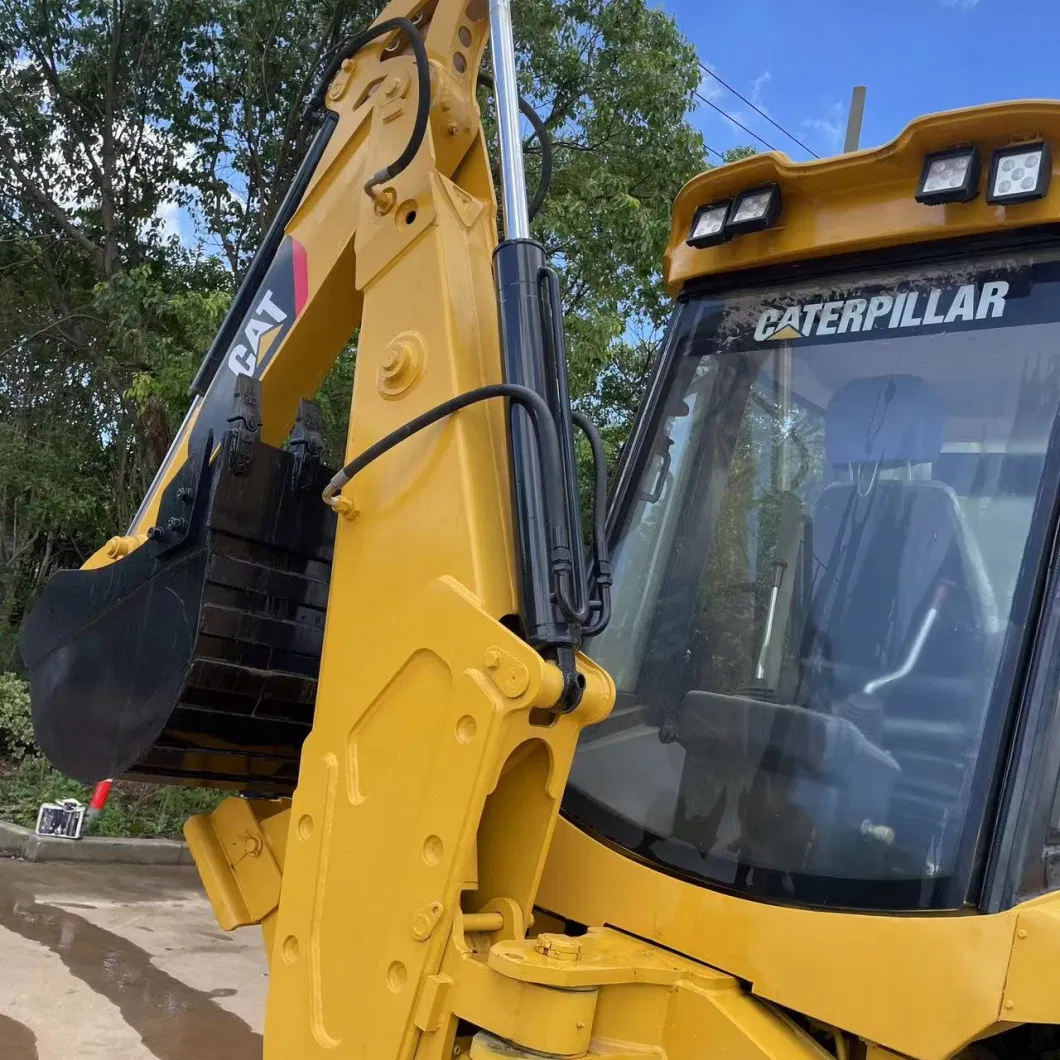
[0,0,722,661]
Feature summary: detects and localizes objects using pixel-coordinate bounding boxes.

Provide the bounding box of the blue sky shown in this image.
[663,0,1060,162]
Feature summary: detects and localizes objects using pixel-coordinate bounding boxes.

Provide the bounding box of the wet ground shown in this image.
[0,858,266,1059]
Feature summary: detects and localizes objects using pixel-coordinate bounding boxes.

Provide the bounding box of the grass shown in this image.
[0,756,225,838]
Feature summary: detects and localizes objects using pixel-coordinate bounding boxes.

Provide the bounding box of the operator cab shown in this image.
[566,247,1060,911]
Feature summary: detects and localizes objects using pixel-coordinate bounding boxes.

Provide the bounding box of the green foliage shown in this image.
[0,756,225,838]
[0,0,750,666]
[722,145,760,164]
[0,672,33,760]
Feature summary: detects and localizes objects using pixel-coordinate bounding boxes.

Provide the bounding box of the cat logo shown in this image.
[753,280,1009,342]
[227,290,288,377]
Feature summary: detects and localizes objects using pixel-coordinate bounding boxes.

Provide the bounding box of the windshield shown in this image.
[567,250,1060,911]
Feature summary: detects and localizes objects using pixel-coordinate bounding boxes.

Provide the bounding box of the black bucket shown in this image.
[19,383,335,794]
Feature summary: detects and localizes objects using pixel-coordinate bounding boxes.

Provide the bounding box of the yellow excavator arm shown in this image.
[20,0,1060,1057]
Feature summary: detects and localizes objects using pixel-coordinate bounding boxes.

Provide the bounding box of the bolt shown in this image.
[381,343,408,378]
[534,933,581,962]
[484,649,501,671]
[447,121,459,136]
[383,75,401,98]
[177,487,193,503]
[166,517,186,534]
[1018,928,1028,939]
[1005,1000,1015,1011]
[147,526,165,542]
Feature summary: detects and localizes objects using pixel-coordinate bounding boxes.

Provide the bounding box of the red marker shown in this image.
[86,779,112,823]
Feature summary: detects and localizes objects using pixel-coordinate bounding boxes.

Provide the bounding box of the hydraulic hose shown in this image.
[322,384,576,598]
[475,70,553,220]
[305,17,431,198]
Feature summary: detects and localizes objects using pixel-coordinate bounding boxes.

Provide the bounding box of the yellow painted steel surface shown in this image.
[172,14,1060,1055]
[666,100,1060,294]
[536,817,1060,1060]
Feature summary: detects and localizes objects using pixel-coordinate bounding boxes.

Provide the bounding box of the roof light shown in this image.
[915,146,980,205]
[687,201,732,248]
[726,183,781,234]
[987,142,1051,204]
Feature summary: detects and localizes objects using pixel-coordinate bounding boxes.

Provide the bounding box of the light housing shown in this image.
[987,141,1051,205]
[726,183,782,235]
[687,200,732,248]
[915,146,980,205]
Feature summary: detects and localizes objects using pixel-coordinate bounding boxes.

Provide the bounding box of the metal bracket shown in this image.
[287,398,325,493]
[224,374,263,477]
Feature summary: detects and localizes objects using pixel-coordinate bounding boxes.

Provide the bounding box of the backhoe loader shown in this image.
[17,0,1060,1056]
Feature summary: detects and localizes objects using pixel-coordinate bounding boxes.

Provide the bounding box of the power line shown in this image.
[697,61,821,160]
[694,90,778,154]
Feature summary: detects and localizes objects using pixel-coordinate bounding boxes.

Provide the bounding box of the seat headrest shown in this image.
[825,374,944,466]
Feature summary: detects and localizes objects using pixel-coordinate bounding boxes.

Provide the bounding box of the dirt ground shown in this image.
[0,857,266,1059]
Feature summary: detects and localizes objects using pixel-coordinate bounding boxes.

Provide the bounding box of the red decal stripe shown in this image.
[292,238,309,315]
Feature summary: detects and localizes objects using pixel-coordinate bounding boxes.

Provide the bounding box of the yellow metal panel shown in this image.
[183,796,285,931]
[666,101,1060,294]
[538,819,1020,1060]
[1001,899,1060,1023]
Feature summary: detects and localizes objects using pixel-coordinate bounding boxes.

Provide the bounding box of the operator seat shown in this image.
[809,373,997,687]
[806,374,998,870]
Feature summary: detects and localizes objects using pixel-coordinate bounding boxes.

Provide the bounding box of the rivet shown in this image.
[386,960,408,991]
[423,834,443,865]
[1004,999,1014,1010]
[1018,928,1028,939]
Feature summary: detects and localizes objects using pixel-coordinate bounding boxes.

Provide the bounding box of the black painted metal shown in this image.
[493,239,578,651]
[188,112,338,398]
[20,389,337,794]
[538,263,588,624]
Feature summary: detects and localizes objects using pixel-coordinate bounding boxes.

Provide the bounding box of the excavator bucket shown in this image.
[19,378,335,793]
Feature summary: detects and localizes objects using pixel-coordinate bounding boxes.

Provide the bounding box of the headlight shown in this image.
[915,146,980,205]
[987,142,1051,205]
[687,201,732,248]
[726,183,781,234]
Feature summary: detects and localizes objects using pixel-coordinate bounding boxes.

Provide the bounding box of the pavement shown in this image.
[0,857,267,1059]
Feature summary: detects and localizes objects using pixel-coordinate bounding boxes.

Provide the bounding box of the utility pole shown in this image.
[844,85,867,153]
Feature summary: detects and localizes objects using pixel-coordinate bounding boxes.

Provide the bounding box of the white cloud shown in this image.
[697,60,725,103]
[939,0,979,8]
[154,199,184,243]
[802,102,847,152]
[751,71,771,106]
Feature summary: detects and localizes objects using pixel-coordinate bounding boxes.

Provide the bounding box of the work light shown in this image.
[915,146,980,205]
[687,201,732,248]
[987,142,1051,204]
[726,183,781,234]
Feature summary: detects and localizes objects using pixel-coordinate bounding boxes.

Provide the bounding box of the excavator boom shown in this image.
[19,2,1060,1058]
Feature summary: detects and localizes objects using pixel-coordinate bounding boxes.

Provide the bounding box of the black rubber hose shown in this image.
[323,382,572,561]
[476,71,553,220]
[305,17,431,197]
[571,411,612,638]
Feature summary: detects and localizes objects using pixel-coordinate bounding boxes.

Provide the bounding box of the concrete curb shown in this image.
[0,819,195,865]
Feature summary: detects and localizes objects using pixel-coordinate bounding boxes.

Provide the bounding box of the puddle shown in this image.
[0,1013,38,1059]
[0,885,262,1060]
